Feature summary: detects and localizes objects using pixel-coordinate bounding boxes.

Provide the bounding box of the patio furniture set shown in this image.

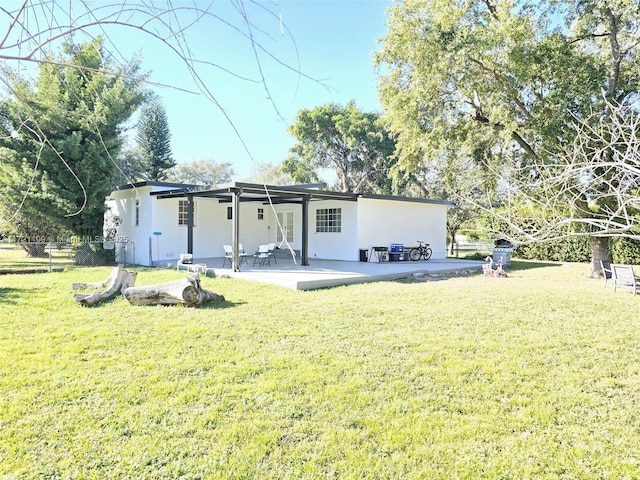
[223,243,278,268]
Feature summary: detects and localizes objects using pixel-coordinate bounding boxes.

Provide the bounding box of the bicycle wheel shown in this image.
[409,248,421,261]
[424,247,432,260]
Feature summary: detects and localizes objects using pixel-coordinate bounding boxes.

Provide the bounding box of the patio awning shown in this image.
[149,182,358,271]
[150,181,359,203]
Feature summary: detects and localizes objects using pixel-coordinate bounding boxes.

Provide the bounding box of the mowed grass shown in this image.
[1,262,639,479]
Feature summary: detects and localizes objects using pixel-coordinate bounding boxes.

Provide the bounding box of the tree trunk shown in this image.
[123,273,224,307]
[590,236,611,278]
[22,242,47,257]
[74,266,138,306]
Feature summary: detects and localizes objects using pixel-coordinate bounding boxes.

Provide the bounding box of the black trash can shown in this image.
[359,249,368,262]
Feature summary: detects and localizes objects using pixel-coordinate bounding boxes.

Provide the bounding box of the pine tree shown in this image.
[135,97,175,181]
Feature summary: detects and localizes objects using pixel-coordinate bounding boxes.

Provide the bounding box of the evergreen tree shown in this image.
[0,37,145,247]
[135,97,175,181]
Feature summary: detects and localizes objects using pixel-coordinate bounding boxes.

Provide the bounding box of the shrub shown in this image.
[514,236,640,264]
[71,241,115,266]
[514,237,591,262]
[611,237,640,264]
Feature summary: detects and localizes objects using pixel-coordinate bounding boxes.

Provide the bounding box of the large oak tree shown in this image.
[377,0,640,275]
[283,101,398,193]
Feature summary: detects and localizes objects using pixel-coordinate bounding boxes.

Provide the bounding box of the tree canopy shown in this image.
[164,159,235,185]
[0,38,145,241]
[247,162,293,186]
[376,0,640,271]
[282,101,398,193]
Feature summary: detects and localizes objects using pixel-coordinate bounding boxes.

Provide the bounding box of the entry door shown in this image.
[276,211,294,243]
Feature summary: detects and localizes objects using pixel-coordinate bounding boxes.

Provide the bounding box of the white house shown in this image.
[105,181,453,270]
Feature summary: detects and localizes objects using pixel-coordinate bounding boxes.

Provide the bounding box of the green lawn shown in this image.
[1,262,639,479]
[0,244,71,270]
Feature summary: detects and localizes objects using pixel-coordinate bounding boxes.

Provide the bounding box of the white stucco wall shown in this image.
[356,198,449,260]
[105,186,156,266]
[201,201,273,257]
[306,200,358,261]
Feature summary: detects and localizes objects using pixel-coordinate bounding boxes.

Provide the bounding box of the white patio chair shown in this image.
[238,243,248,265]
[177,253,193,271]
[222,245,233,267]
[267,242,278,264]
[253,244,270,267]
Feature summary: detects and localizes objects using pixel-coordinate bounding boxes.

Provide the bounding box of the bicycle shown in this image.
[409,240,432,261]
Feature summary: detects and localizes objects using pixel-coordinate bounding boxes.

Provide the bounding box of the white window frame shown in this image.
[178,200,196,226]
[316,208,341,233]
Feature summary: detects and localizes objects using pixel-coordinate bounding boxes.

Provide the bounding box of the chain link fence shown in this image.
[0,239,135,273]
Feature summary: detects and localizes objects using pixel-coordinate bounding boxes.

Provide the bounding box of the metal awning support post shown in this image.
[231,188,241,272]
[301,194,309,266]
[187,194,194,255]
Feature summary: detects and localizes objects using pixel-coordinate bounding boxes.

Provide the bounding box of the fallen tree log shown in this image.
[73,266,122,290]
[123,273,224,307]
[73,267,138,307]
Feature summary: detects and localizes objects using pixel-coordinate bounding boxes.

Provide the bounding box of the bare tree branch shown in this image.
[460,97,640,243]
[0,1,328,222]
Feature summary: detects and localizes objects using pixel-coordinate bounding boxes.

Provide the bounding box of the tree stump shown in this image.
[123,273,224,307]
[73,266,138,306]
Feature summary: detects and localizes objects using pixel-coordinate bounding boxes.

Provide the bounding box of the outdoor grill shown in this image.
[491,239,516,266]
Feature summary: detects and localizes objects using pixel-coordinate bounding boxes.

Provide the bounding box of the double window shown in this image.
[316,208,341,233]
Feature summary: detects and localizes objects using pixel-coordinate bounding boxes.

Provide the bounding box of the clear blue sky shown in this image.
[127,0,392,179]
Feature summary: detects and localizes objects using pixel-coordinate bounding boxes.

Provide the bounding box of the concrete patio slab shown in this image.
[186,256,484,290]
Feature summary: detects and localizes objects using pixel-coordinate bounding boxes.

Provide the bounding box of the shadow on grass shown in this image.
[0,286,25,304]
[198,299,245,310]
[509,260,563,271]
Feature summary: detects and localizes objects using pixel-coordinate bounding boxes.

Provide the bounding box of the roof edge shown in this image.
[358,193,454,206]
[113,181,199,191]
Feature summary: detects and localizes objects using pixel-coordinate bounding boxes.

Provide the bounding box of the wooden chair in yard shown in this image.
[611,264,640,295]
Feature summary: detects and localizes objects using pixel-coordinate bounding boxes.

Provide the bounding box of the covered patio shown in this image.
[188,256,484,290]
[152,182,357,271]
